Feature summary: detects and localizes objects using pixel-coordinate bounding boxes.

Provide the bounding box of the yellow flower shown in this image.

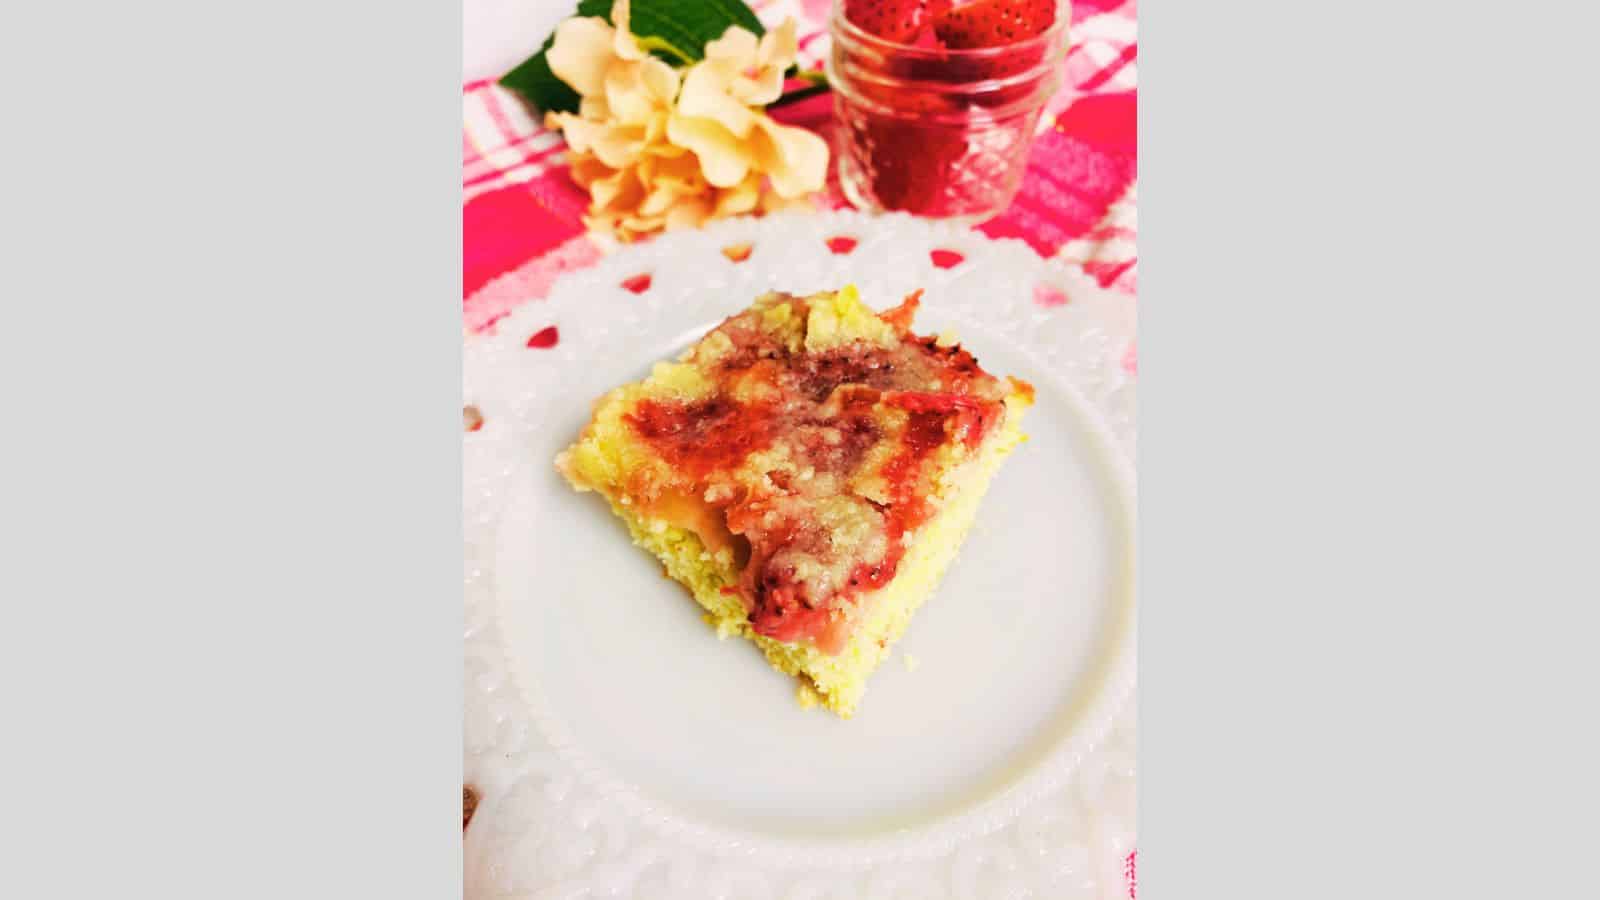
[704,17,799,106]
[545,0,647,97]
[539,2,827,241]
[543,0,678,171]
[668,41,828,198]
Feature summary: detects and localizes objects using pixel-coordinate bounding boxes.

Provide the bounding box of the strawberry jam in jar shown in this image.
[828,1,1068,223]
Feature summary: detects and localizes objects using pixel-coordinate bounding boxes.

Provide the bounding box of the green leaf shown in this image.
[499,29,580,116]
[604,0,765,62]
[498,0,766,115]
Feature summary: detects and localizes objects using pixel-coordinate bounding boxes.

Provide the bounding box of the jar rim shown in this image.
[830,49,1065,98]
[829,4,1070,61]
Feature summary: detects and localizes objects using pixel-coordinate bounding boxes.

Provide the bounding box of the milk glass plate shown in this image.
[464,210,1137,900]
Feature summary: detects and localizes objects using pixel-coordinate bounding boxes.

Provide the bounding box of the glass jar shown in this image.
[826,4,1069,224]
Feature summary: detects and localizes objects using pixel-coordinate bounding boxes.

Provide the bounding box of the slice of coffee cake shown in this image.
[556,286,1031,717]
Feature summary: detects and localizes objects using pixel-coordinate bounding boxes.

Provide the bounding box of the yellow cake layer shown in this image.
[592,392,1028,717]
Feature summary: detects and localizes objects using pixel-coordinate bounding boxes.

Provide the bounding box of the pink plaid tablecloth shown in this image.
[464,0,1137,334]
[462,0,1137,893]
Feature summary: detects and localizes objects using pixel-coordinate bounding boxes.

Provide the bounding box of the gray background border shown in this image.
[1,0,462,896]
[0,0,1595,896]
[1143,1,1597,896]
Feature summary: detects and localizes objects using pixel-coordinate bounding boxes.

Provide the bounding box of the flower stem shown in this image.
[636,35,696,66]
[770,70,832,109]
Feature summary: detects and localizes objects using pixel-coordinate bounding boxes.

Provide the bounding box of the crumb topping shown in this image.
[609,288,1020,651]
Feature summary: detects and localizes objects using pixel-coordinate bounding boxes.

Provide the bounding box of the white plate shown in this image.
[465,210,1137,899]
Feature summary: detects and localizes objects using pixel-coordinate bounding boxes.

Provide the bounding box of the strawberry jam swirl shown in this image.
[623,291,1016,652]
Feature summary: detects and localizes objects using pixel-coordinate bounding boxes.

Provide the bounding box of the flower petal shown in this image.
[588,208,645,243]
[579,95,611,121]
[664,195,715,230]
[589,164,644,212]
[647,150,708,194]
[616,213,652,231]
[758,18,799,72]
[714,174,762,217]
[638,184,682,217]
[714,17,798,106]
[639,57,681,106]
[547,17,615,97]
[600,59,678,130]
[751,115,828,198]
[567,151,613,189]
[604,63,657,125]
[610,0,647,61]
[590,123,649,169]
[666,115,753,188]
[705,26,759,66]
[676,61,757,138]
[760,187,815,214]
[547,112,603,154]
[722,17,797,105]
[730,69,784,106]
[646,119,688,154]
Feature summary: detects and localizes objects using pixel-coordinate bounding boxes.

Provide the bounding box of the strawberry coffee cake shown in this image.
[556,286,1032,717]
